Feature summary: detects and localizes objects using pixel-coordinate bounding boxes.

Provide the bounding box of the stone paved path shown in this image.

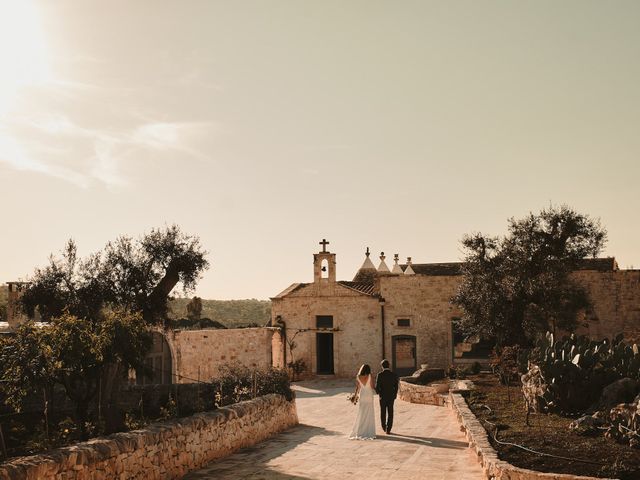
[184,379,484,479]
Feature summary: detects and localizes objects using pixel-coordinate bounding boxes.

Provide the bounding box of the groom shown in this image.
[375,359,399,434]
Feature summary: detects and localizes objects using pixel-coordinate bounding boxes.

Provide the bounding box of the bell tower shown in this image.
[313,238,336,284]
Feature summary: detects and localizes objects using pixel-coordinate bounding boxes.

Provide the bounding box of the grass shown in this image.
[467,373,640,479]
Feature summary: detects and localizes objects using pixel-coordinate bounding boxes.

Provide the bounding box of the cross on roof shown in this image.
[319,239,330,252]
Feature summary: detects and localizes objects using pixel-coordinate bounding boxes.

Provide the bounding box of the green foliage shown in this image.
[21,225,209,324]
[453,205,607,347]
[159,394,178,420]
[531,332,640,413]
[0,322,55,411]
[0,284,7,321]
[166,317,227,330]
[490,345,527,385]
[0,310,152,438]
[168,298,270,328]
[212,363,292,407]
[186,296,203,321]
[287,359,307,381]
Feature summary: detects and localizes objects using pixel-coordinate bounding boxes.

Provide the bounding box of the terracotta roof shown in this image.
[272,283,306,299]
[403,262,464,276]
[338,281,378,296]
[404,258,618,276]
[353,268,377,283]
[575,257,618,271]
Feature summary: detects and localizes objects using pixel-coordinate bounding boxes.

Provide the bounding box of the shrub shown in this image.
[212,363,292,407]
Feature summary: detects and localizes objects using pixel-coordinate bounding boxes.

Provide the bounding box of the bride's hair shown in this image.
[357,364,371,376]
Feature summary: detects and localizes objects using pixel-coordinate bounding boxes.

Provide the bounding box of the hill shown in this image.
[168,298,271,329]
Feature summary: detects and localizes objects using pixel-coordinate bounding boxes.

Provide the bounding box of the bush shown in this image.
[490,345,527,385]
[212,363,292,407]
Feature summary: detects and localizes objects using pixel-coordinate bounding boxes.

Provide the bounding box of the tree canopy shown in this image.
[21,225,209,325]
[0,310,151,438]
[452,205,607,347]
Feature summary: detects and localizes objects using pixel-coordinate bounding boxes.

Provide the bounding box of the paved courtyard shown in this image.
[184,379,484,479]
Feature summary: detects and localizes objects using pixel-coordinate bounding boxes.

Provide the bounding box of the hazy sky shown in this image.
[1,1,639,299]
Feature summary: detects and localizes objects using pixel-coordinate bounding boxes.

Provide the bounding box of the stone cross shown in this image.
[319,239,330,252]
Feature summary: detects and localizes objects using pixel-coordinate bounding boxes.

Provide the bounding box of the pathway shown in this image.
[184,379,484,479]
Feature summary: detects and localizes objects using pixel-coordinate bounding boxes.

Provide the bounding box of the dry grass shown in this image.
[467,373,640,479]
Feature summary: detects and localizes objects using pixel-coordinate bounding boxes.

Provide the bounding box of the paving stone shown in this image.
[184,379,484,479]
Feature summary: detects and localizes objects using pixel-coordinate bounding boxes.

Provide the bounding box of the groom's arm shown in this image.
[375,372,382,395]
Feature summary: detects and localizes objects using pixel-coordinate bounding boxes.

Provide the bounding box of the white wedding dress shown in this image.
[349,375,376,440]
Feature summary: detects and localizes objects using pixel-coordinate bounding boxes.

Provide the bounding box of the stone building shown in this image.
[271,241,640,377]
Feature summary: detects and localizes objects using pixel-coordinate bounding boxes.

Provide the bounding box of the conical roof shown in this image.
[353,247,378,283]
[404,256,415,275]
[391,254,403,274]
[377,252,391,274]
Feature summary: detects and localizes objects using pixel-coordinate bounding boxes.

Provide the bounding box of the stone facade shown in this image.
[168,327,273,383]
[0,394,298,480]
[573,269,640,343]
[272,244,640,378]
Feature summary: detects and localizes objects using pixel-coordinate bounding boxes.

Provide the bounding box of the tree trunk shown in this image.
[101,362,127,434]
[144,260,181,324]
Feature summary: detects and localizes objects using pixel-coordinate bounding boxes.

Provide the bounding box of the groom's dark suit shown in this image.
[375,368,399,434]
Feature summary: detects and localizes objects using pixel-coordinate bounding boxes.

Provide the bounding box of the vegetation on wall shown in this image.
[453,205,607,347]
[211,363,292,407]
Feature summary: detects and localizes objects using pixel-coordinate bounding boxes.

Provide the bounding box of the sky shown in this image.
[0,0,639,300]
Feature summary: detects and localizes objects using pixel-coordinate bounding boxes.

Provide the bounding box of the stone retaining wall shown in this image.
[448,392,615,480]
[398,379,448,406]
[0,394,298,480]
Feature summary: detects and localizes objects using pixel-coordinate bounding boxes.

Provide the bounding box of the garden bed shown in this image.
[466,373,640,479]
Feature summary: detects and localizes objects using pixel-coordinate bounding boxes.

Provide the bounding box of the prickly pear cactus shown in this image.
[526,332,640,413]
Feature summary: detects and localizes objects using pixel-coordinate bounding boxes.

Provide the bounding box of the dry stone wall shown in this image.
[448,392,614,480]
[0,394,298,480]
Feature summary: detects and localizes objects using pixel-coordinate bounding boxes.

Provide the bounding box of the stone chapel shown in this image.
[271,240,640,378]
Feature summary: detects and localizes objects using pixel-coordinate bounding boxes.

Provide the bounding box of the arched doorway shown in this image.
[137,331,173,385]
[392,335,417,377]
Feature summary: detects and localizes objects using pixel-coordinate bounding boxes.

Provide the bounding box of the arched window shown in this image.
[321,259,329,278]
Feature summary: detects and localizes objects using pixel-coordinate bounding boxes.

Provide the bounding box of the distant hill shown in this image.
[0,288,272,329]
[168,298,271,329]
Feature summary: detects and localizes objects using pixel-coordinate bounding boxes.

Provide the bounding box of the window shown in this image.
[397,318,411,327]
[316,315,333,328]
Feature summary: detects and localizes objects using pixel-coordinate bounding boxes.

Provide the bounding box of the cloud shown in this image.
[0,113,216,188]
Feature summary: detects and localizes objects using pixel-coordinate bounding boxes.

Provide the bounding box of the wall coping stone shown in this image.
[0,393,298,480]
[448,391,617,480]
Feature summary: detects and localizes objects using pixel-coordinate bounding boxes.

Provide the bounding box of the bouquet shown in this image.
[347,393,358,405]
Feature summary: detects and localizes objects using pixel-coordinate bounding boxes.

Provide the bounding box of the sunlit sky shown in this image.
[1,1,639,299]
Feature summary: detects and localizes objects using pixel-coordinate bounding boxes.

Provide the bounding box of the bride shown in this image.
[349,364,376,440]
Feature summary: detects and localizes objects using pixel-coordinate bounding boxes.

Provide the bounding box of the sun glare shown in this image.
[0,0,51,114]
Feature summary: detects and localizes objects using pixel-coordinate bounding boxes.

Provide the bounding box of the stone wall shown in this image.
[0,394,298,480]
[380,274,462,370]
[168,327,273,383]
[398,379,448,406]
[573,270,640,343]
[271,284,381,377]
